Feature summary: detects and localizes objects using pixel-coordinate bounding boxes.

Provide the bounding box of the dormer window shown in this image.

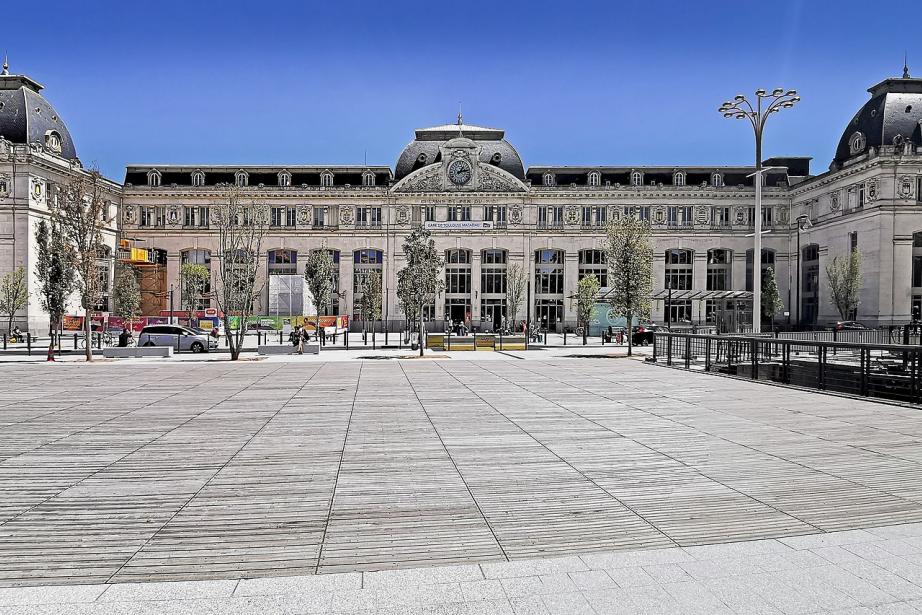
[278,170,292,187]
[849,131,866,155]
[630,170,643,186]
[191,170,205,187]
[362,170,375,187]
[587,171,601,187]
[235,170,249,187]
[711,172,723,187]
[673,170,686,186]
[147,169,162,187]
[44,130,62,154]
[319,170,334,187]
[542,173,555,187]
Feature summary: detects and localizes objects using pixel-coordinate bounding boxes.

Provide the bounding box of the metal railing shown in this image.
[652,331,922,405]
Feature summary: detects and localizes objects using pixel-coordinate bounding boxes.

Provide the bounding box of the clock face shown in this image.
[448,160,472,186]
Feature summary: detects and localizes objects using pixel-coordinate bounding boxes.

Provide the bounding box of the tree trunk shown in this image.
[419,312,424,357]
[84,311,93,361]
[317,313,321,354]
[582,321,587,346]
[626,310,633,357]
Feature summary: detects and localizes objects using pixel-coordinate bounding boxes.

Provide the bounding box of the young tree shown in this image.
[360,270,382,349]
[50,169,112,361]
[112,264,142,333]
[576,274,600,345]
[304,248,334,353]
[0,266,28,335]
[212,186,269,360]
[397,226,444,356]
[506,262,527,330]
[826,249,863,321]
[180,262,210,323]
[34,219,76,350]
[605,217,653,356]
[761,266,784,330]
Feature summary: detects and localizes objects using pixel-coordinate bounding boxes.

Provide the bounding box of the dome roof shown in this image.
[0,62,77,160]
[833,72,922,166]
[394,122,525,181]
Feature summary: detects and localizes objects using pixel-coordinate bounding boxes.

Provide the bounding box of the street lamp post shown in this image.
[795,214,812,326]
[719,89,800,334]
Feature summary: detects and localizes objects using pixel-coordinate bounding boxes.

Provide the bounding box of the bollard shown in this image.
[2,334,5,351]
[27,333,31,356]
[278,330,282,345]
[544,330,547,345]
[74,334,78,350]
[564,329,567,345]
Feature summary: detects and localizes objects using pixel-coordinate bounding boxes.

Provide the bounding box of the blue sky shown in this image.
[4,0,917,179]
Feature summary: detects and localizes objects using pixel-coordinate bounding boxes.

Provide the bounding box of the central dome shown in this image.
[833,72,922,167]
[0,63,77,160]
[394,123,525,181]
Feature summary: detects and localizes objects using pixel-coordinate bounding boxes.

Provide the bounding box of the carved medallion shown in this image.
[778,205,790,225]
[340,206,355,225]
[898,176,915,199]
[124,205,135,223]
[652,206,666,225]
[693,205,709,225]
[830,191,840,212]
[867,179,878,202]
[297,206,311,225]
[509,205,523,226]
[168,206,180,225]
[565,206,579,225]
[733,206,746,225]
[395,205,410,225]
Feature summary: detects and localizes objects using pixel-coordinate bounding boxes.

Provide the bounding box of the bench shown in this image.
[103,346,173,358]
[258,344,319,355]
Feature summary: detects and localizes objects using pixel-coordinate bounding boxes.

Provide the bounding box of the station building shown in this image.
[3,59,922,332]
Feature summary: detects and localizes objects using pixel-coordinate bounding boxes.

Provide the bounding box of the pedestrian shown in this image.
[300,325,309,353]
[319,324,326,346]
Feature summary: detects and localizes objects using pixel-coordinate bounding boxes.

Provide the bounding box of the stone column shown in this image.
[891,236,913,324]
[165,252,181,319]
[692,251,707,323]
[471,251,482,325]
[339,252,354,327]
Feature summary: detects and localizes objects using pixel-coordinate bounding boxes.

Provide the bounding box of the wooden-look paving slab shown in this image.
[1,358,922,586]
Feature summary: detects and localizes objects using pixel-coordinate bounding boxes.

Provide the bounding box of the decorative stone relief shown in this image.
[565,206,579,225]
[400,166,442,192]
[0,138,10,161]
[898,176,915,199]
[652,206,666,225]
[867,179,879,202]
[340,206,355,225]
[123,204,135,224]
[0,174,9,198]
[733,205,746,225]
[693,205,709,226]
[830,191,840,212]
[778,205,790,225]
[609,206,620,222]
[508,205,523,226]
[167,206,180,225]
[297,206,311,226]
[395,205,410,225]
[477,165,526,193]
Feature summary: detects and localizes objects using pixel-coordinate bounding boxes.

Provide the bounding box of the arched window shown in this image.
[481,249,508,329]
[706,249,731,291]
[268,249,297,275]
[353,249,383,322]
[181,249,212,310]
[534,249,564,331]
[320,170,334,187]
[711,172,723,187]
[587,171,601,187]
[578,249,607,287]
[278,170,292,187]
[665,249,693,290]
[362,170,376,187]
[745,248,776,292]
[147,169,161,187]
[630,170,643,186]
[191,170,205,187]
[673,170,686,186]
[44,130,62,153]
[235,170,248,187]
[444,250,472,324]
[801,244,820,325]
[542,173,555,187]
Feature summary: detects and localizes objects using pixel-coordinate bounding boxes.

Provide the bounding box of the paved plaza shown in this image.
[3,356,922,612]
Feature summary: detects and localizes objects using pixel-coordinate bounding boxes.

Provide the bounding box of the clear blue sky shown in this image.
[4,0,917,179]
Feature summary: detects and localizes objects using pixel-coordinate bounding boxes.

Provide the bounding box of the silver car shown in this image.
[138,325,216,353]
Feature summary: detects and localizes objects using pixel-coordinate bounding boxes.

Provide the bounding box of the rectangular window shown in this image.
[448,206,471,222]
[596,206,607,227]
[140,206,165,227]
[425,205,436,222]
[581,206,592,227]
[270,206,285,227]
[538,207,548,227]
[313,207,326,228]
[714,206,731,227]
[850,231,858,253]
[496,206,506,226]
[286,207,297,227]
[552,206,563,226]
[357,207,381,227]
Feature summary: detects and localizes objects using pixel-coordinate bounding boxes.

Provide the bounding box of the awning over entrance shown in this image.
[589,288,753,302]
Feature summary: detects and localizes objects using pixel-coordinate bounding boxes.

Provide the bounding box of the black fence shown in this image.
[652,332,922,405]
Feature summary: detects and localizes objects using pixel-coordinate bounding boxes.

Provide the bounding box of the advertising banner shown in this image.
[424,221,494,231]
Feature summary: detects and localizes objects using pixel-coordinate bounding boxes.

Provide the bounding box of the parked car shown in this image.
[834,321,870,331]
[138,325,217,352]
[631,324,658,346]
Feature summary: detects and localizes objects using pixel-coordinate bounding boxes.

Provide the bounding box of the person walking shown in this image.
[319,324,326,347]
[291,325,303,354]
[300,325,309,354]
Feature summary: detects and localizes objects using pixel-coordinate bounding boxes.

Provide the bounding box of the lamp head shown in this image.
[734,94,746,101]
[755,89,767,97]
[771,87,784,96]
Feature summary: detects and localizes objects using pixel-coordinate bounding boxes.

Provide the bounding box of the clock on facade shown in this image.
[447,160,472,186]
